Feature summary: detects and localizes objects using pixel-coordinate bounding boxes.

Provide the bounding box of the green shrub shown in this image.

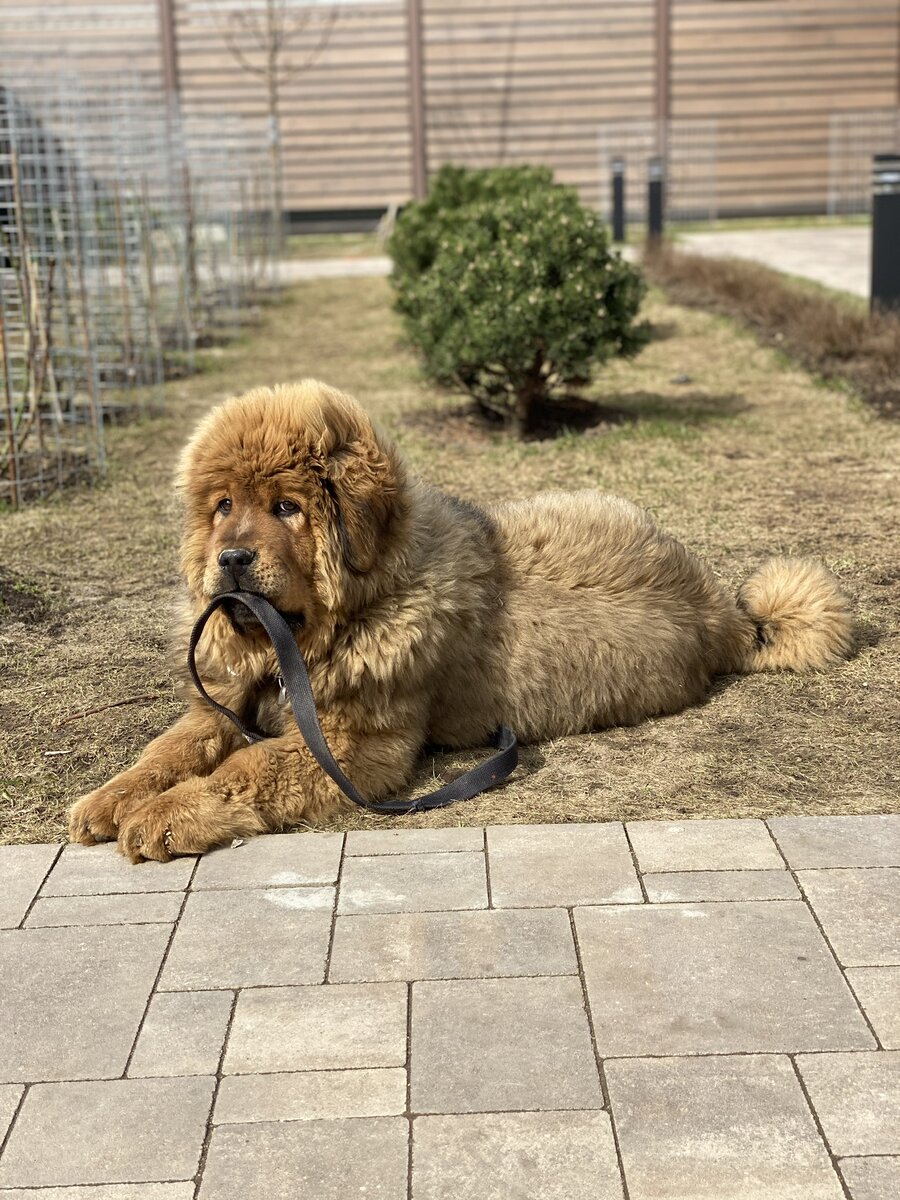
[388,163,558,291]
[396,186,649,434]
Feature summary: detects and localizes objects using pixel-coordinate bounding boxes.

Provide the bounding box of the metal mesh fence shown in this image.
[596,119,719,230]
[828,109,900,217]
[0,72,276,507]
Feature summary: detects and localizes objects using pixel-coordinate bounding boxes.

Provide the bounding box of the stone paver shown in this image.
[643,869,798,903]
[0,1189,196,1200]
[606,1054,844,1199]
[0,1084,23,1143]
[0,924,172,1083]
[680,225,870,298]
[160,887,333,988]
[345,827,483,855]
[328,907,577,982]
[411,976,602,1113]
[191,831,342,889]
[0,1077,214,1187]
[26,891,183,927]
[796,1052,900,1157]
[628,818,782,873]
[41,843,195,895]
[338,851,487,913]
[129,991,233,1077]
[769,815,900,868]
[413,1111,623,1200]
[0,844,60,926]
[214,1068,406,1124]
[845,967,900,1047]
[2,817,898,1198]
[486,822,641,907]
[575,901,874,1056]
[839,1157,900,1200]
[223,983,407,1074]
[199,1117,408,1200]
[799,869,900,965]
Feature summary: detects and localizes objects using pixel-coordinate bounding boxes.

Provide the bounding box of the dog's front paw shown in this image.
[116,779,264,864]
[68,772,160,845]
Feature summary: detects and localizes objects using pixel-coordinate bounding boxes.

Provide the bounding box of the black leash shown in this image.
[187,590,518,815]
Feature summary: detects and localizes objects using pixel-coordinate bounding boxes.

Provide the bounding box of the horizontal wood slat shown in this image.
[1,0,898,215]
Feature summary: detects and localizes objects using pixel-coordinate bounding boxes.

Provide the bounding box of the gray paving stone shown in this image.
[0,1083,23,1142]
[628,818,782,872]
[769,815,900,868]
[486,823,641,907]
[840,1157,900,1200]
[25,892,183,927]
[223,983,407,1074]
[346,827,483,855]
[199,1117,408,1200]
[0,924,172,1083]
[159,888,333,989]
[412,1111,624,1200]
[410,976,603,1113]
[338,851,487,914]
[191,831,343,889]
[0,1077,214,1187]
[0,844,60,927]
[799,870,900,966]
[214,1068,406,1123]
[41,843,195,895]
[796,1052,900,1157]
[575,902,874,1056]
[129,991,233,1077]
[328,907,577,982]
[845,968,900,1048]
[644,869,799,902]
[0,1188,195,1200]
[606,1054,844,1200]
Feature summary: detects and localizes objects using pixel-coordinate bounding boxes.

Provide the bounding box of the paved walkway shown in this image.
[277,255,391,282]
[1,815,898,1199]
[679,225,871,299]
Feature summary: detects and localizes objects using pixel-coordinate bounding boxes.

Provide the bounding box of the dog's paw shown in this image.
[116,779,260,864]
[68,773,158,845]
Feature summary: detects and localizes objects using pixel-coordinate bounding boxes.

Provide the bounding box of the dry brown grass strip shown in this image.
[644,245,900,420]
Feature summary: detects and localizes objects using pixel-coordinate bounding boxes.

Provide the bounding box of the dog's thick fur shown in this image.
[69,381,854,862]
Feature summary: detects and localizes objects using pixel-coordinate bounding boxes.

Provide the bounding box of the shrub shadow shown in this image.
[525,389,749,440]
[403,390,749,445]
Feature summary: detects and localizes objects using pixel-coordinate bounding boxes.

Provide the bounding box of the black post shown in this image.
[611,156,626,243]
[648,156,665,243]
[871,153,900,313]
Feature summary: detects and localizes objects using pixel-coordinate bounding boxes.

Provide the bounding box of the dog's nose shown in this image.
[218,547,257,577]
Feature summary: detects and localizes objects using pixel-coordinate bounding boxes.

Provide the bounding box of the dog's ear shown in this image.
[312,414,406,608]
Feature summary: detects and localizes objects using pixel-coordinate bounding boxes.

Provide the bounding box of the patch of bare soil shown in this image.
[1,276,898,844]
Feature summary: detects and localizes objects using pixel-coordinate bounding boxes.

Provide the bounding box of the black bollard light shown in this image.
[871,153,900,313]
[611,156,626,243]
[647,155,665,244]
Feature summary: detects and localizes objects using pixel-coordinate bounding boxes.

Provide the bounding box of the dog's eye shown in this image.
[216,498,232,516]
[274,499,301,517]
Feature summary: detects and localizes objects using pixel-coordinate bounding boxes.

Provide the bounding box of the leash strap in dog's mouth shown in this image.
[188,591,518,814]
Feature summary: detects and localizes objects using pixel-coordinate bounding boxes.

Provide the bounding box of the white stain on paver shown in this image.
[262,887,334,911]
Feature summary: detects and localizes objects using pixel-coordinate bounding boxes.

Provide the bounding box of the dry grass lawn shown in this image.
[1,275,898,844]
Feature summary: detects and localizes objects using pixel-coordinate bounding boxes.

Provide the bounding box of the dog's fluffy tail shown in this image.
[737,557,853,672]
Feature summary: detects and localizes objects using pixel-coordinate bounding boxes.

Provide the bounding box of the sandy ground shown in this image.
[1,276,898,844]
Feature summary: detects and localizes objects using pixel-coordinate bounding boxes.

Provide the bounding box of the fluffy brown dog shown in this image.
[69,381,854,862]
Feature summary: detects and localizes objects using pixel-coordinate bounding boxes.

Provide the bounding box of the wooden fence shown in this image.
[2,0,899,217]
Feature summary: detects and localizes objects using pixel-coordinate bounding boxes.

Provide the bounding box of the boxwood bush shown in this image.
[388,163,558,295]
[393,180,649,434]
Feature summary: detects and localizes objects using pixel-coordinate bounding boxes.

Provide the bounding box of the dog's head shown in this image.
[177,381,407,636]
